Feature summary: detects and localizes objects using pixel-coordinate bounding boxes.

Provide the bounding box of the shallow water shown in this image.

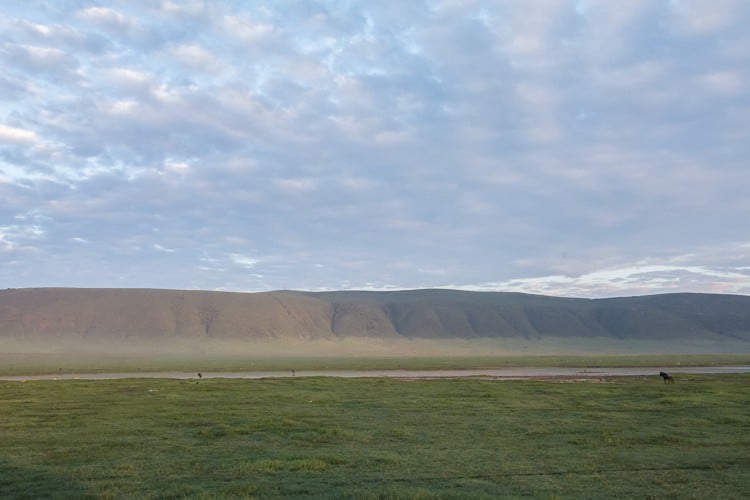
[2,366,749,381]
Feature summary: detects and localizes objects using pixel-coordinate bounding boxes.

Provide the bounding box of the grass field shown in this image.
[2,350,749,376]
[2,335,749,376]
[1,374,749,498]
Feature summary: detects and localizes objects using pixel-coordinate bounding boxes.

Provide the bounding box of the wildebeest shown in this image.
[197,372,202,379]
[659,371,674,384]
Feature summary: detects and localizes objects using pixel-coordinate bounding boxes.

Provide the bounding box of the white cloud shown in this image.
[668,0,743,35]
[160,1,206,16]
[0,43,79,80]
[163,160,191,173]
[223,15,275,42]
[699,72,744,95]
[153,244,176,253]
[16,20,89,50]
[103,99,140,116]
[230,254,260,269]
[0,224,45,252]
[170,43,222,72]
[455,262,750,298]
[274,178,317,193]
[107,68,152,88]
[78,7,133,31]
[339,176,379,191]
[0,124,37,144]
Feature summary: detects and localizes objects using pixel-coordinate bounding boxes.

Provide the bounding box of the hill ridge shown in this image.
[2,287,750,343]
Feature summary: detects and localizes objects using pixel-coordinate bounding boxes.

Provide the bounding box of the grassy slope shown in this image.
[3,287,750,342]
[2,375,749,498]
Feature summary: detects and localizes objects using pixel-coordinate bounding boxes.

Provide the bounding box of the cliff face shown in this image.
[1,287,750,342]
[0,289,331,340]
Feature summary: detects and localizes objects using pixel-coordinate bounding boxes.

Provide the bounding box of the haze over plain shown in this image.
[1,1,749,297]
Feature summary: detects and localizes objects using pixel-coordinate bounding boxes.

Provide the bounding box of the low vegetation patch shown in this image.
[1,374,749,498]
[2,351,749,376]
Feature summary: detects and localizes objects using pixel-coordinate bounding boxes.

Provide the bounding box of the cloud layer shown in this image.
[1,1,749,297]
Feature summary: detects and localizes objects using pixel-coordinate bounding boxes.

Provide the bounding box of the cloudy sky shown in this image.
[1,1,749,297]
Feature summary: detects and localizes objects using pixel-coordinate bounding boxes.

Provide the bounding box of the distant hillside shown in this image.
[1,288,749,343]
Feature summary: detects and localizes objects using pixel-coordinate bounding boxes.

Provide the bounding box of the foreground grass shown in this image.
[1,375,749,498]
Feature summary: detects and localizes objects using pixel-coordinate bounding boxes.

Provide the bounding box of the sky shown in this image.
[1,1,749,298]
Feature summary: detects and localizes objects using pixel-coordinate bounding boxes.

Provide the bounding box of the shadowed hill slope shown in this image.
[1,288,749,342]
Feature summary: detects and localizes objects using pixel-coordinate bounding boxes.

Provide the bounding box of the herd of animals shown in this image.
[192,371,677,382]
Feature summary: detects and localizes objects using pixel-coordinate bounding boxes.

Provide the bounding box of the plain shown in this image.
[1,373,749,498]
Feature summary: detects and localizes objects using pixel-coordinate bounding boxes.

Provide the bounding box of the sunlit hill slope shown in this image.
[1,288,749,343]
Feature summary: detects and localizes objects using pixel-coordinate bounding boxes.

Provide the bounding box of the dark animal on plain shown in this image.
[291,369,295,377]
[659,371,674,384]
[198,372,202,379]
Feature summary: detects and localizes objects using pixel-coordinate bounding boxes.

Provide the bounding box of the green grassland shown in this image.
[2,352,750,376]
[2,374,749,498]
